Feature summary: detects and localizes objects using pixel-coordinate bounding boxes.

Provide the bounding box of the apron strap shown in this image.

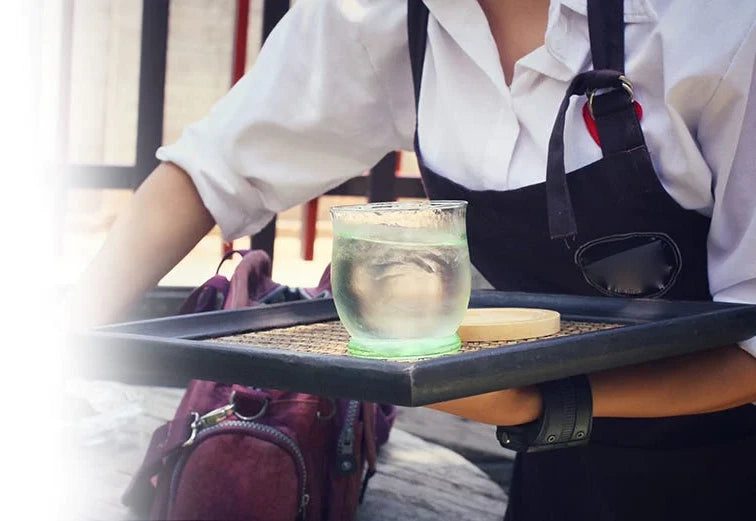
[407,0,429,114]
[546,71,634,239]
[407,0,647,240]
[587,0,625,71]
[546,0,647,240]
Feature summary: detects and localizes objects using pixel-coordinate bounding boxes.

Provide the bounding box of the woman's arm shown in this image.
[428,344,756,425]
[590,344,756,416]
[65,162,215,328]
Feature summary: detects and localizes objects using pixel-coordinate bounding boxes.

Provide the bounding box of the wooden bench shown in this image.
[64,382,507,520]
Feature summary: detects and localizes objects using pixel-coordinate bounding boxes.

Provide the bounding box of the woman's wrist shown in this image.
[495,386,542,426]
[426,386,543,426]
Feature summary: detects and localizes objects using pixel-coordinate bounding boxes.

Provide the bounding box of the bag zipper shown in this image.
[336,400,360,474]
[170,419,310,519]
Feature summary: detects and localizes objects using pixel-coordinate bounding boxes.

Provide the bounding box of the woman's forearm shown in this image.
[429,344,756,425]
[66,162,215,328]
[590,344,756,418]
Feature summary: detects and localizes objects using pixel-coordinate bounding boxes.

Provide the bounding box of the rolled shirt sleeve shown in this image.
[157,0,414,240]
[700,20,756,356]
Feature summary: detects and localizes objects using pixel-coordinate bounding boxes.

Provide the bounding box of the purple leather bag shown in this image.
[124,250,396,520]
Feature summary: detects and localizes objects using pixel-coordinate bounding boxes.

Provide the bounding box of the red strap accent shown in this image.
[582,100,643,147]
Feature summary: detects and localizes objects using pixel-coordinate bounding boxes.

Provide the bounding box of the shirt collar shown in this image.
[422,0,658,89]
[559,0,657,24]
[423,0,508,94]
[536,0,658,80]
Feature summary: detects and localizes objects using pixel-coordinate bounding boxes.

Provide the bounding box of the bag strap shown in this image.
[178,249,258,314]
[121,415,194,513]
[359,403,379,503]
[298,264,332,299]
[224,250,281,309]
[178,275,230,314]
[215,249,251,275]
[374,404,397,447]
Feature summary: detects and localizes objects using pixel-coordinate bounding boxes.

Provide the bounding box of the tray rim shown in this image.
[72,291,756,406]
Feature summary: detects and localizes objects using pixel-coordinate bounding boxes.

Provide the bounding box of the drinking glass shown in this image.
[330,201,471,359]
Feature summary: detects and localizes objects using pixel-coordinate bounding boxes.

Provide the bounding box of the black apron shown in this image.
[406,1,756,520]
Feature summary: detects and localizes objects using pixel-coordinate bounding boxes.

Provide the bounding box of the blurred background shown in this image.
[50,0,425,300]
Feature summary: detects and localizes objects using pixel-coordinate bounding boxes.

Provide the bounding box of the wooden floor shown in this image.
[63,382,508,521]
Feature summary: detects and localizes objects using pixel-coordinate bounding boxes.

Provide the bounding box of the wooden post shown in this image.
[300,199,319,260]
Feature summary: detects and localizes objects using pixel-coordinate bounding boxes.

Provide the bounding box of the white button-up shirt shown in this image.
[157,0,756,355]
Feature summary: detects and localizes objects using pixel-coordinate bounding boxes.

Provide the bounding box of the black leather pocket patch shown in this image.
[574,232,682,298]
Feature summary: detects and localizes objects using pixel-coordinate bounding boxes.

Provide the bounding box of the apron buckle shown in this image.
[587,75,634,118]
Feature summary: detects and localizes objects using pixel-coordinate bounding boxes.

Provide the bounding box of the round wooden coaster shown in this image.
[458,308,561,342]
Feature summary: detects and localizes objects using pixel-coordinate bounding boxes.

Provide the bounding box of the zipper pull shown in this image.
[198,403,236,429]
[337,425,357,474]
[336,401,360,474]
[183,403,236,447]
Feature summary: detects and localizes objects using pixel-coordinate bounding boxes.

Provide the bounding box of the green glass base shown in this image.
[347,334,461,360]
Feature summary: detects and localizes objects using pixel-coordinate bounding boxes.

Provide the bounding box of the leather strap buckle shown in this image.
[588,75,634,118]
[497,375,593,453]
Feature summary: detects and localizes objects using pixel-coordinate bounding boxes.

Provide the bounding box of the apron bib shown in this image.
[406,1,756,519]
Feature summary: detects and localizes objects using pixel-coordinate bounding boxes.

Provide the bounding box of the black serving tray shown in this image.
[71,291,756,406]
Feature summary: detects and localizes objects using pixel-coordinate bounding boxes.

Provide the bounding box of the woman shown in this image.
[69,1,756,519]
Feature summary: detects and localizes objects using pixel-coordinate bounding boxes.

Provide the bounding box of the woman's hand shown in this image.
[426,386,542,426]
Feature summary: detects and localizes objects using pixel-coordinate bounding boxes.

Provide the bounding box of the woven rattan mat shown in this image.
[211,320,621,361]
